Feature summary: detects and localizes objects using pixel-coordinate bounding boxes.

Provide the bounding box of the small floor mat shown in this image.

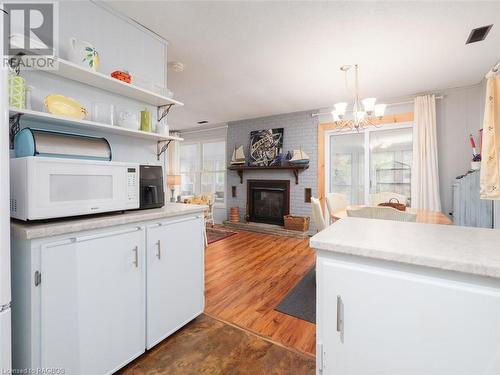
[275,267,316,323]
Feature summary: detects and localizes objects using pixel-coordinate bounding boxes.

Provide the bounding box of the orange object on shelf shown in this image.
[111,70,131,84]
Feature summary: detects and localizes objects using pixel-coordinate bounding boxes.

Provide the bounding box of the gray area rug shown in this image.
[275,267,316,323]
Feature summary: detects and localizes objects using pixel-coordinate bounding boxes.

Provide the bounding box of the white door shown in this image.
[326,132,365,205]
[40,226,146,375]
[319,259,500,375]
[146,216,204,349]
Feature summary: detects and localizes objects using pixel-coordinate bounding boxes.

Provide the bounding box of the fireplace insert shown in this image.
[247,180,290,226]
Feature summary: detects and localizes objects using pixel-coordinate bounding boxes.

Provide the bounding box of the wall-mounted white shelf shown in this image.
[43,57,184,107]
[10,108,183,142]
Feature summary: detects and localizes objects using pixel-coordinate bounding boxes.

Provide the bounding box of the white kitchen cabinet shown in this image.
[317,256,500,375]
[146,216,204,349]
[39,225,145,375]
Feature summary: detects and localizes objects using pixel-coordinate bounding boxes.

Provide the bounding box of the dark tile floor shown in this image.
[119,314,315,375]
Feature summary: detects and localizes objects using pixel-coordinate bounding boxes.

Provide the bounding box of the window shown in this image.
[180,140,226,205]
[180,143,199,197]
[201,142,226,204]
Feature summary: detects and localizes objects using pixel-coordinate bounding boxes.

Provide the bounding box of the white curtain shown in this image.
[411,94,442,211]
[480,74,500,199]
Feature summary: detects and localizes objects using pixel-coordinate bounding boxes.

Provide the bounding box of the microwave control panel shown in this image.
[127,167,138,201]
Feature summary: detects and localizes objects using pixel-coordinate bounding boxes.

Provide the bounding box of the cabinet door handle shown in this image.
[337,295,344,343]
[156,240,161,260]
[132,246,139,268]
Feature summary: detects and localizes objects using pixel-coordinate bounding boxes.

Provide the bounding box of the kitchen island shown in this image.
[311,217,500,375]
[11,203,206,374]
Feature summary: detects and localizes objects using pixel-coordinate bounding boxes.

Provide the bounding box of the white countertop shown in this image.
[310,217,500,279]
[11,203,207,240]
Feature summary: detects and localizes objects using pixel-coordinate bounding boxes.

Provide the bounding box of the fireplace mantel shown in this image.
[228,165,309,184]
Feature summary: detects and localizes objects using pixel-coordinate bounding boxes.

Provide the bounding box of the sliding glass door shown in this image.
[326,123,413,206]
[328,133,365,205]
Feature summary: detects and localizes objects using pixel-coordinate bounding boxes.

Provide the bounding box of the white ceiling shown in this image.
[110,1,500,130]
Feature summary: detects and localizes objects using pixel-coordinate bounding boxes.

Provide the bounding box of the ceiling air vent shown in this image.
[466,24,493,44]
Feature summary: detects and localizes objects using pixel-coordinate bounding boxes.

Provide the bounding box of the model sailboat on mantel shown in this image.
[288,149,310,166]
[230,145,246,165]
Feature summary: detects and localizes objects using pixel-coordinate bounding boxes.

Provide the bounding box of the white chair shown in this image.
[347,206,417,222]
[369,192,408,206]
[311,197,327,232]
[325,193,348,219]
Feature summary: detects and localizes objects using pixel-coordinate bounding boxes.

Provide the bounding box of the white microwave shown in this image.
[10,157,140,221]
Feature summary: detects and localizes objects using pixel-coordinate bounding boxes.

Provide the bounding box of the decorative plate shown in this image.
[44,95,88,120]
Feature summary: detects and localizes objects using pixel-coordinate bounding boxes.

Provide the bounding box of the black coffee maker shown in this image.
[139,165,165,209]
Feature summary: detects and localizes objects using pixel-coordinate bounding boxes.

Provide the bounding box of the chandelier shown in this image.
[331,64,387,131]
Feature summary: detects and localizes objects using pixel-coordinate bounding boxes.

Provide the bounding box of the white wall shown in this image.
[58,1,166,88]
[436,83,484,217]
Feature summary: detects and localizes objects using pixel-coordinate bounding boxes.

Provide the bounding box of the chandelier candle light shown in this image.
[331,64,387,131]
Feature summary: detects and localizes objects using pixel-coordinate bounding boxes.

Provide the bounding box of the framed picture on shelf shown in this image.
[249,128,284,167]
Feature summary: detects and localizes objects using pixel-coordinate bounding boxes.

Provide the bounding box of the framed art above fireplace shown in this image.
[249,128,284,167]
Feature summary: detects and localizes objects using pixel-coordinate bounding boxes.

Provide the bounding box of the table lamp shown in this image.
[167,174,181,202]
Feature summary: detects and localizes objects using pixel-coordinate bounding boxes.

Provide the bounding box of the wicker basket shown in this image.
[378,198,406,211]
[284,215,310,232]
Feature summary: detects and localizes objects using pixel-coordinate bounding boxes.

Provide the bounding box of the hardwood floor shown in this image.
[205,230,316,357]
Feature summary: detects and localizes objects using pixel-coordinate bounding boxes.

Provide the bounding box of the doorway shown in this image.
[324,123,413,207]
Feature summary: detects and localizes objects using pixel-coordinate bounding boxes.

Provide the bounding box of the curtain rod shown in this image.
[312,95,444,117]
[178,124,228,135]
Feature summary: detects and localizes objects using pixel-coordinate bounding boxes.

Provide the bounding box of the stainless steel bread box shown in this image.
[14,128,112,161]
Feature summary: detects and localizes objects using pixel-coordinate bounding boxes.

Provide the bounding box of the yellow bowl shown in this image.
[44,94,87,120]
